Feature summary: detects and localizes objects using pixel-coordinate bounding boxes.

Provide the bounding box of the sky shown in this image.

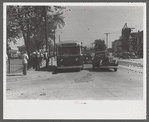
[10,4,144,49]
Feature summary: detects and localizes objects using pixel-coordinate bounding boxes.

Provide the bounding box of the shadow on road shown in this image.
[36,64,115,74]
[53,69,80,74]
[7,74,23,76]
[35,65,56,72]
[84,68,114,72]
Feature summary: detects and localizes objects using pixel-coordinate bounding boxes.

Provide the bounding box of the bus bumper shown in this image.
[57,65,82,69]
[98,66,118,68]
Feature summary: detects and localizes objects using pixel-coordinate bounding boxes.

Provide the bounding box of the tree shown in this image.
[7,6,44,67]
[94,39,106,51]
[47,10,65,51]
[83,46,87,51]
[7,6,22,55]
[45,6,65,67]
[7,5,66,68]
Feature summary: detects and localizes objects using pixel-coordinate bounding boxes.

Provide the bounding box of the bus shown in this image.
[56,40,84,71]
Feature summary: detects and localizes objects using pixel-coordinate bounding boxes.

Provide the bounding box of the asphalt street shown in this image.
[6,64,144,100]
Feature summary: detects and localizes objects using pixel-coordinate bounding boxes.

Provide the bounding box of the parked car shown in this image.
[129,52,138,59]
[119,52,130,59]
[119,52,138,59]
[92,51,118,72]
[114,52,122,57]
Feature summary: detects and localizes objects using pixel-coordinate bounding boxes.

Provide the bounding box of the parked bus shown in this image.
[56,40,84,71]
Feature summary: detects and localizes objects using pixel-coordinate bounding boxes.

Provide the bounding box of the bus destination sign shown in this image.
[62,43,77,47]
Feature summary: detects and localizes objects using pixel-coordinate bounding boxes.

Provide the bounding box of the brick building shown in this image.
[135,31,143,58]
[129,32,138,52]
[129,31,143,57]
[112,30,143,58]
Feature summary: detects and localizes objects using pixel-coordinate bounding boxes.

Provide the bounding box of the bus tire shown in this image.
[93,65,95,69]
[78,68,81,72]
[114,68,117,72]
[81,65,84,70]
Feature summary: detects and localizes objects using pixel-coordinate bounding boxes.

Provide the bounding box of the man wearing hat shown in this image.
[22,50,29,75]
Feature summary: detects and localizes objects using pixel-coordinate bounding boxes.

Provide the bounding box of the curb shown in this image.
[6,66,56,82]
[118,60,143,67]
[119,65,143,73]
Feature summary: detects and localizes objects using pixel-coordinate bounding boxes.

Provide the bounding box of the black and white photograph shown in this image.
[3,2,146,119]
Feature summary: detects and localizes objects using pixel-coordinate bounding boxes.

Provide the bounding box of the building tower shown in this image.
[121,23,134,52]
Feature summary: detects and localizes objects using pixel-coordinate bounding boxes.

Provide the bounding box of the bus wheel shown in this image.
[105,68,109,71]
[114,68,117,72]
[77,68,81,72]
[81,65,84,70]
[93,65,95,69]
[52,68,57,74]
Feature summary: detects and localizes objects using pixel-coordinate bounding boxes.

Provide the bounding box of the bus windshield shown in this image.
[58,47,80,56]
[95,52,105,57]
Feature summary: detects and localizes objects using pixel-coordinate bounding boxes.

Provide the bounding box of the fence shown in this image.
[6,58,54,74]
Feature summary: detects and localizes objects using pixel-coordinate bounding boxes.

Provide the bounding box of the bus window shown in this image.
[58,47,80,56]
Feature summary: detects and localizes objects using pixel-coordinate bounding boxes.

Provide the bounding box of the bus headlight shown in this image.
[99,60,102,65]
[115,60,118,64]
[76,58,78,61]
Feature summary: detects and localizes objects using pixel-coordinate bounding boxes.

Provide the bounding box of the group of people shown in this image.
[31,50,44,71]
[22,50,47,75]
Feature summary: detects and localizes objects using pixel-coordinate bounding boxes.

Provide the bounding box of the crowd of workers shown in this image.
[6,49,49,75]
[21,50,48,75]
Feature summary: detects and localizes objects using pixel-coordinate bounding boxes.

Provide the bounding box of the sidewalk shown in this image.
[6,65,56,83]
[114,58,143,67]
[6,57,57,82]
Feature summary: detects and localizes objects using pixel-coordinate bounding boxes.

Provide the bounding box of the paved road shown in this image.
[6,64,143,100]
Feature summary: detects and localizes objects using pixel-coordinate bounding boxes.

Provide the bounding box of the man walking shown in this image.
[32,51,36,69]
[22,50,29,75]
[35,50,40,70]
[6,53,8,73]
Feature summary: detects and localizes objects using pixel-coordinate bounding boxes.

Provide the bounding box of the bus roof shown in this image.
[57,40,81,45]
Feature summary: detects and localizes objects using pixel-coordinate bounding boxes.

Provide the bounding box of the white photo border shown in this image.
[3,2,147,119]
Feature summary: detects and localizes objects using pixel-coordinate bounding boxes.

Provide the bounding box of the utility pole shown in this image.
[59,34,60,42]
[45,6,50,68]
[44,6,48,52]
[54,29,56,54]
[59,31,62,42]
[104,33,110,51]
[90,43,94,50]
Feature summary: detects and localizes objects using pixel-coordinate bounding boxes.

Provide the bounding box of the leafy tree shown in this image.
[7,6,44,67]
[7,6,22,55]
[45,6,66,67]
[83,46,87,51]
[7,5,66,68]
[94,39,106,51]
